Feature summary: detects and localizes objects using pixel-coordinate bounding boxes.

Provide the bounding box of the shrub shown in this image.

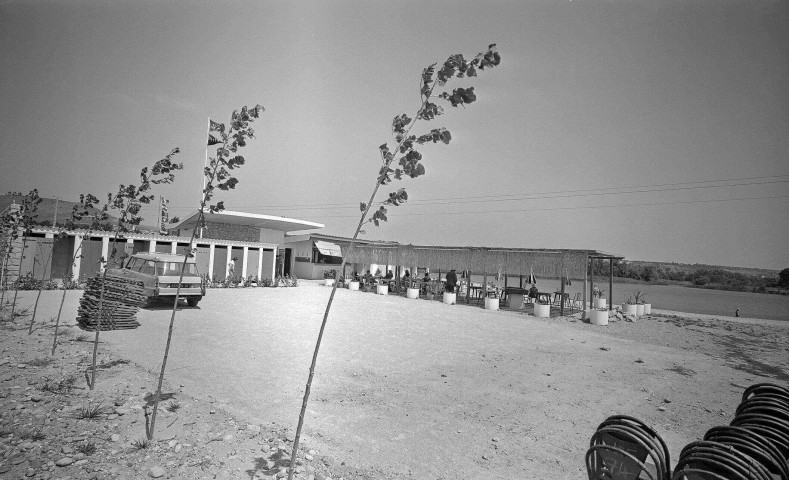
[12,273,42,291]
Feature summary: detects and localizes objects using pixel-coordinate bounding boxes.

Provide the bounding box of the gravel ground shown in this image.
[2,284,787,479]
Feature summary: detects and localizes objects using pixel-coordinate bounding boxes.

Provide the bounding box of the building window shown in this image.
[312,248,342,265]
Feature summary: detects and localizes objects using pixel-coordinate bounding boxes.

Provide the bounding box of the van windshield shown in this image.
[155,262,198,276]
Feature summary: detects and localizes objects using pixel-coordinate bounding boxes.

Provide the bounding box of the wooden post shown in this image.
[609,258,614,311]
[589,258,595,313]
[519,274,523,289]
[467,271,472,304]
[560,276,565,316]
[583,255,588,320]
[482,271,487,305]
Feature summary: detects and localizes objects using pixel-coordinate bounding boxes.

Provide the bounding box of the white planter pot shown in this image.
[406,288,419,299]
[484,297,499,310]
[636,304,645,316]
[594,298,607,309]
[348,281,360,291]
[533,303,550,318]
[590,309,609,326]
[643,303,651,315]
[443,292,456,305]
[324,279,335,287]
[376,284,388,295]
[622,304,638,316]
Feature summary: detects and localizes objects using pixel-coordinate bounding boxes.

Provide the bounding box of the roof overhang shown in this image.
[314,240,342,257]
[171,210,324,233]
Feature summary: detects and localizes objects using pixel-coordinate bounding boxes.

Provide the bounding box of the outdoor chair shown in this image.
[742,383,789,404]
[570,293,583,313]
[703,425,789,480]
[673,441,774,480]
[586,444,657,480]
[589,415,671,480]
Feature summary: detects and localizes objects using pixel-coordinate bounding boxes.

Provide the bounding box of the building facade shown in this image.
[1,210,324,285]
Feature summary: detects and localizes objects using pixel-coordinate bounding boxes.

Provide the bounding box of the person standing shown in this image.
[445,269,458,293]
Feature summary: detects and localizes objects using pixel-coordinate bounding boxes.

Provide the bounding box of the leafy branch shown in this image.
[146,105,264,441]
[288,44,500,480]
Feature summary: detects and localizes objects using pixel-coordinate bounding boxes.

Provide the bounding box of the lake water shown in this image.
[463,275,789,321]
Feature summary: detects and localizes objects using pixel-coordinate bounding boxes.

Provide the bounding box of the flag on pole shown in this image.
[159,196,169,234]
[207,134,221,146]
[208,118,223,145]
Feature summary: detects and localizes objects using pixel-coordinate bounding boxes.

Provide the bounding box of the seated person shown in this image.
[384,270,394,280]
[528,283,539,301]
[422,272,431,282]
[445,269,458,293]
[362,270,373,285]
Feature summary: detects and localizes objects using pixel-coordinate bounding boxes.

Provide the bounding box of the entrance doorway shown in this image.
[284,248,292,276]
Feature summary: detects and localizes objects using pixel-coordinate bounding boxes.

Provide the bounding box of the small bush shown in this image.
[98,358,130,369]
[131,437,149,450]
[75,403,106,419]
[76,441,96,455]
[165,400,181,413]
[11,273,43,291]
[39,375,77,394]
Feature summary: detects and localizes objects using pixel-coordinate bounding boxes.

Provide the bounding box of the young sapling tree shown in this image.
[145,105,263,440]
[50,194,105,354]
[87,149,182,389]
[10,190,41,319]
[288,44,501,479]
[0,205,22,310]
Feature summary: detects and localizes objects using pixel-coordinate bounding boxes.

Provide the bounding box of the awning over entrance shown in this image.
[314,240,342,257]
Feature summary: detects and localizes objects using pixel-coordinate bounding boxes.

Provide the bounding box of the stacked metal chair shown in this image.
[586,415,672,480]
[671,382,789,480]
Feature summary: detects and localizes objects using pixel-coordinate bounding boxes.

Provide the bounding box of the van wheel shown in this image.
[186,298,200,307]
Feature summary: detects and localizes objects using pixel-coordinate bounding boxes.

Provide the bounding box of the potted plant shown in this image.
[323,269,336,286]
[622,295,638,316]
[533,297,550,318]
[406,277,419,299]
[593,287,606,309]
[589,307,609,326]
[348,276,360,291]
[484,282,499,310]
[634,291,648,316]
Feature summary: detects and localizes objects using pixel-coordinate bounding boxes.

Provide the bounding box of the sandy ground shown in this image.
[4,283,789,479]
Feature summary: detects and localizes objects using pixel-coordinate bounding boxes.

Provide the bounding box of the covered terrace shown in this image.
[341,243,623,317]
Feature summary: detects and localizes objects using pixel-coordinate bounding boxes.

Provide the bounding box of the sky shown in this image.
[1,0,788,270]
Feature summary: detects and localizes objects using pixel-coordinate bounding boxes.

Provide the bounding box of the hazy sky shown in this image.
[2,0,788,269]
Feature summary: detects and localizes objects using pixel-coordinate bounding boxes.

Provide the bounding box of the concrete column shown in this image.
[149,240,156,253]
[257,248,264,279]
[72,235,83,280]
[271,246,277,280]
[100,236,109,271]
[226,245,233,278]
[171,241,177,254]
[208,244,215,279]
[241,246,249,279]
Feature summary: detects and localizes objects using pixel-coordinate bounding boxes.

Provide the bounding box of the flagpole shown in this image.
[200,116,210,239]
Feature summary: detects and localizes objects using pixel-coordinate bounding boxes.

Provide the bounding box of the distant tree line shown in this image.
[590,261,788,294]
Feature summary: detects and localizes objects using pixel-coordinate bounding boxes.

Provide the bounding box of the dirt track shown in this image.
[13,284,789,479]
